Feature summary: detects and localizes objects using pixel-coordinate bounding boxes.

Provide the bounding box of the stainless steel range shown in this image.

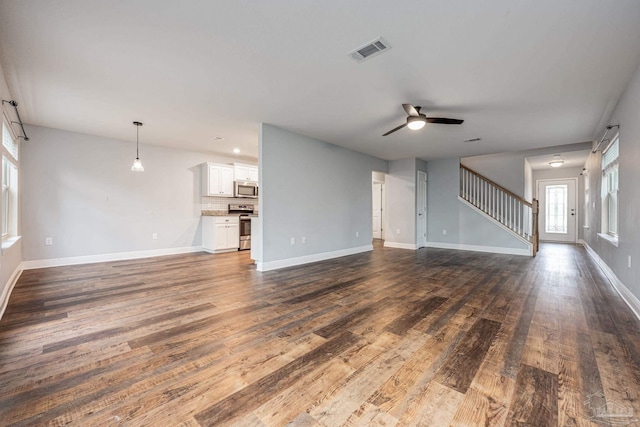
[228,204,254,250]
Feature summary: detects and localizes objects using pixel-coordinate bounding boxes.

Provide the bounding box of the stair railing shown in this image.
[459,164,539,256]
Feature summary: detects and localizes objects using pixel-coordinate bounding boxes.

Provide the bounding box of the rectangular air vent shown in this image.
[348,37,391,63]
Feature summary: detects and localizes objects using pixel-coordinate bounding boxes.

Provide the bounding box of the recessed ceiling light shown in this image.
[212,136,224,141]
[233,148,240,154]
[464,137,482,143]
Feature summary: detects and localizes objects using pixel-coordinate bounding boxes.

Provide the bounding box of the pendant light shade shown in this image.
[131,121,144,172]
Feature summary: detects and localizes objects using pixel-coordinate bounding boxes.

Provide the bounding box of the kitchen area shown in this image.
[200,162,259,260]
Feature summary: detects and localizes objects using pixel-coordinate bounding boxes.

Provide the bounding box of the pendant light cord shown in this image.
[136,125,140,159]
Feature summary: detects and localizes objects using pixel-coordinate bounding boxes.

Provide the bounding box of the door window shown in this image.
[545,184,567,233]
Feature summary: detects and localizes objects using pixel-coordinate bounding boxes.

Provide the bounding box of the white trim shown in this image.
[256,245,373,272]
[597,232,619,247]
[383,241,417,250]
[457,196,534,249]
[579,239,640,322]
[0,264,23,320]
[425,241,531,256]
[20,246,203,270]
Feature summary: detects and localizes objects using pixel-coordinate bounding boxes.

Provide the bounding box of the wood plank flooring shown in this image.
[1,243,640,426]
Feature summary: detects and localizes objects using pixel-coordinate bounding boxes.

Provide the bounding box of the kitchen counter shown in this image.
[201,210,239,216]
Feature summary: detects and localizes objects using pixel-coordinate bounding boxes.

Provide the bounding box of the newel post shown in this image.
[532,199,539,256]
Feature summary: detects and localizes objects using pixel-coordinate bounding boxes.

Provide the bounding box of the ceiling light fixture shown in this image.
[549,155,564,168]
[407,116,426,130]
[233,148,241,154]
[131,121,144,172]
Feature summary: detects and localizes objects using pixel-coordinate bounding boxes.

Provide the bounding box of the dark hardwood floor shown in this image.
[1,243,640,426]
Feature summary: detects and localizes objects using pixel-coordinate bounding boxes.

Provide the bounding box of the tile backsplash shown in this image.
[201,196,258,212]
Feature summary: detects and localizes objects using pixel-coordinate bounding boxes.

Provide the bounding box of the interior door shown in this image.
[417,171,427,248]
[537,179,577,243]
[372,183,383,239]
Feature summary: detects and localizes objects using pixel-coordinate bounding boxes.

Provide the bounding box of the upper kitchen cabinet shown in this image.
[234,163,259,182]
[202,163,234,197]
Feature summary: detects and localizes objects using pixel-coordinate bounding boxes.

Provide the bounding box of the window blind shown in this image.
[602,136,619,174]
[2,120,18,162]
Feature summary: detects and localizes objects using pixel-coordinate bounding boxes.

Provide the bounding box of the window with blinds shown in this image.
[602,134,619,237]
[1,117,19,239]
[2,119,18,161]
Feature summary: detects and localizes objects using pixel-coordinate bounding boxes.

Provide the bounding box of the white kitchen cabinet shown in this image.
[202,216,240,252]
[233,164,259,182]
[202,163,234,196]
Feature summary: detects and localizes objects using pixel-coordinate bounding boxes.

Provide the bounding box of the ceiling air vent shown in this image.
[348,37,391,63]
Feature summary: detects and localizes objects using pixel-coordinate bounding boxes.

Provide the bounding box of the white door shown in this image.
[372,183,383,239]
[417,171,427,248]
[537,179,577,243]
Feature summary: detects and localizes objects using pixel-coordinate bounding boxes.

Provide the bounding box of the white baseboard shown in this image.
[20,246,204,270]
[425,241,531,256]
[579,239,640,322]
[256,245,373,272]
[0,265,24,320]
[383,241,418,250]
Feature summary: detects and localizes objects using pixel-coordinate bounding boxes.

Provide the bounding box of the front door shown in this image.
[537,178,577,243]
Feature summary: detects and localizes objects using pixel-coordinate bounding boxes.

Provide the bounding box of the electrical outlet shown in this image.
[152,233,158,240]
[396,229,400,234]
[356,231,359,237]
[442,229,447,235]
[290,237,295,245]
[301,236,306,244]
[45,237,53,246]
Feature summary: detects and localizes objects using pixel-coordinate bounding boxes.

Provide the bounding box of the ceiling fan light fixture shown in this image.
[407,116,426,130]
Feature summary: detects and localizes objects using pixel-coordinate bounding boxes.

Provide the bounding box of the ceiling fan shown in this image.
[382,104,464,136]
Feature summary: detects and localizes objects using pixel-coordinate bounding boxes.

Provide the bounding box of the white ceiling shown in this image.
[526,149,591,171]
[1,1,639,162]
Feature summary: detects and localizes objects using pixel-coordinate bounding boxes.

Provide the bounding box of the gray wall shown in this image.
[427,157,529,251]
[0,59,22,306]
[583,60,640,301]
[21,125,239,261]
[385,158,417,246]
[524,159,533,202]
[259,124,387,263]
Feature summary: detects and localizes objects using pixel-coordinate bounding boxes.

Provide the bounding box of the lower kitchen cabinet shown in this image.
[202,216,239,253]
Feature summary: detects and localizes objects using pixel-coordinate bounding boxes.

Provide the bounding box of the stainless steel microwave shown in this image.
[234,181,258,198]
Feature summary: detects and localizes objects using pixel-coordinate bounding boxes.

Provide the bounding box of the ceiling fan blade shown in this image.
[425,117,464,125]
[382,123,407,136]
[402,104,419,117]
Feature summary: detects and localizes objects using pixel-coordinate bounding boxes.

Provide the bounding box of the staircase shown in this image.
[459,164,539,256]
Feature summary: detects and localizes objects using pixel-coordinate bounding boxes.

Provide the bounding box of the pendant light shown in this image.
[131,121,144,172]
